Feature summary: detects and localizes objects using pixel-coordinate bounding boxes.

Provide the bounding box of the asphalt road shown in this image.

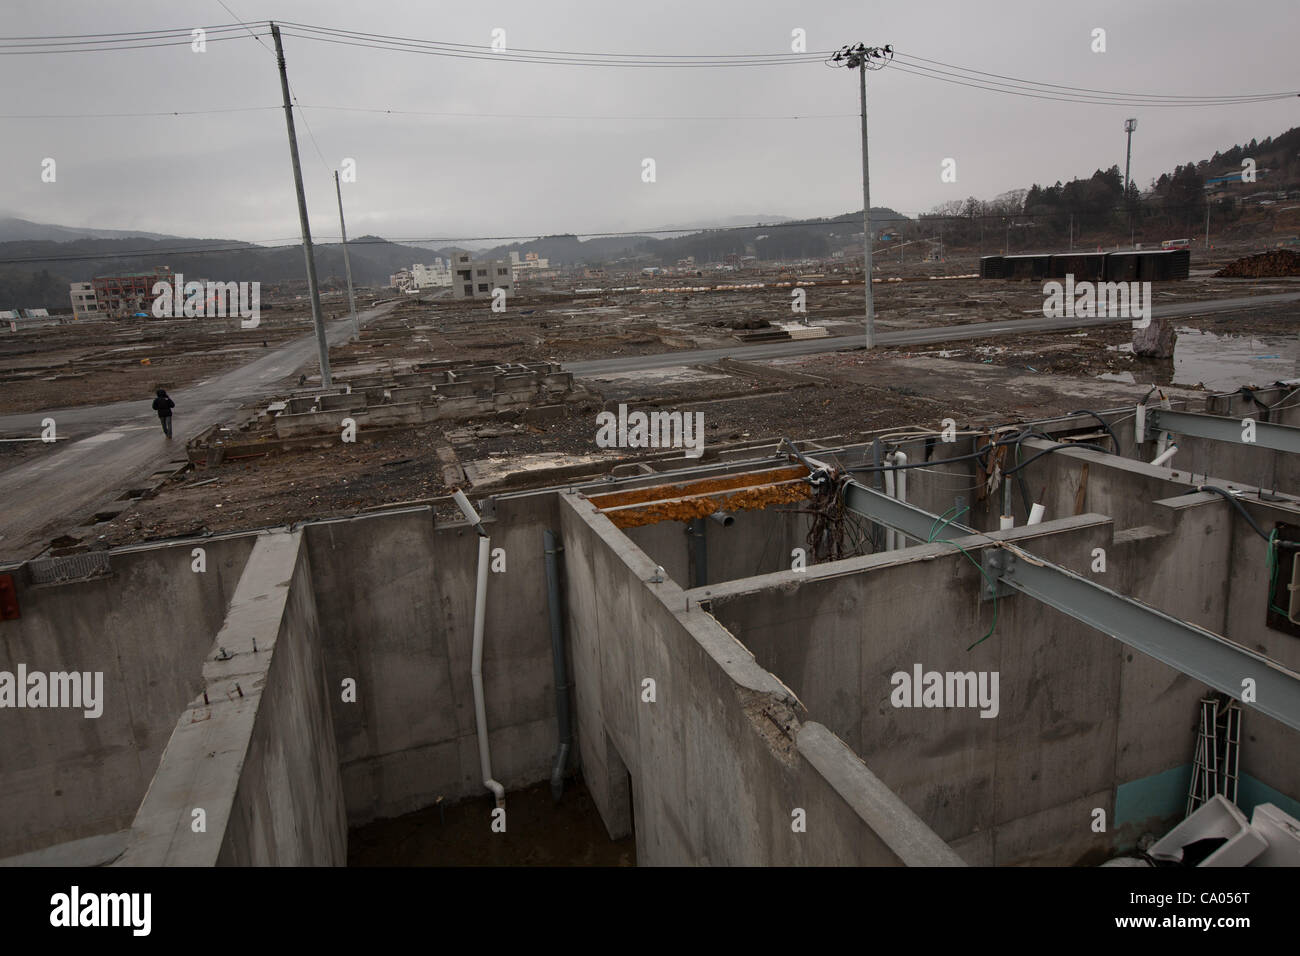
[0,304,395,563]
[568,291,1300,376]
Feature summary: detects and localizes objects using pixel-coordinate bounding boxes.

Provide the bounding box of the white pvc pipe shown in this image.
[892,452,908,546]
[458,491,504,809]
[1151,444,1179,467]
[999,515,1015,531]
[1027,503,1046,526]
[883,466,896,552]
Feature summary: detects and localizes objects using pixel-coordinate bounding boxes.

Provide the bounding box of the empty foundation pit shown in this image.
[4,387,1300,866]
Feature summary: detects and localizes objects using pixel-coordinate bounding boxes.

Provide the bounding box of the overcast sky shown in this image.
[2,0,1297,245]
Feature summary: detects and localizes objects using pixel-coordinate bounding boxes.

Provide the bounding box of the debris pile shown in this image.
[1214,249,1300,278]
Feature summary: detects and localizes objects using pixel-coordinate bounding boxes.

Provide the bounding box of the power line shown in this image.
[893,51,1297,103]
[0,106,280,119]
[299,104,856,122]
[887,55,1298,108]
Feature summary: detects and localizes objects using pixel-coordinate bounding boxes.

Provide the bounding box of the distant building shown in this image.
[449,252,514,300]
[509,250,550,278]
[92,268,173,317]
[69,282,98,319]
[390,269,415,293]
[411,260,452,289]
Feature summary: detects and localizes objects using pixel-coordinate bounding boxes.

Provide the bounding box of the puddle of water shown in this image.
[1171,328,1300,391]
[1104,328,1300,392]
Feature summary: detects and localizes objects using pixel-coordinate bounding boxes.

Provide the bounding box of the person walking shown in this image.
[152,388,175,439]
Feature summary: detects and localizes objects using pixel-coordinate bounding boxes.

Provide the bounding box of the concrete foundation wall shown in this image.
[706,516,1128,866]
[115,531,346,866]
[558,492,962,866]
[0,535,256,859]
[624,505,812,587]
[304,500,562,826]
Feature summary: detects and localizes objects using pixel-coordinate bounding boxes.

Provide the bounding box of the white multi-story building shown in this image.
[390,269,415,293]
[69,282,99,318]
[509,250,550,278]
[449,252,514,300]
[411,260,453,289]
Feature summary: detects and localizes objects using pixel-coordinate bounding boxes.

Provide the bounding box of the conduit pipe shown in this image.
[543,530,573,803]
[886,451,908,548]
[883,466,896,551]
[454,489,505,808]
[1026,502,1046,526]
[1151,444,1179,468]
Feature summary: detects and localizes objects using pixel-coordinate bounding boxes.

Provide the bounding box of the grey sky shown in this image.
[2,0,1296,244]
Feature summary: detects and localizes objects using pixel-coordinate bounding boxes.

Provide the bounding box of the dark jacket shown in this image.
[152,393,175,418]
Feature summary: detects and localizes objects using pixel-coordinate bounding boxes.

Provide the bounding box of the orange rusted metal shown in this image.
[586,465,812,529]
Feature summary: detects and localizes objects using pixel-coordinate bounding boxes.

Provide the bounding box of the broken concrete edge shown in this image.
[113,530,302,866]
[796,722,966,867]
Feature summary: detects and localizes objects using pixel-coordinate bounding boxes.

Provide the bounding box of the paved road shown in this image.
[0,304,395,563]
[568,291,1300,376]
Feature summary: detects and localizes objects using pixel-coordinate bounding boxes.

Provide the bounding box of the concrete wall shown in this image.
[303,499,562,826]
[0,534,256,859]
[624,505,812,587]
[116,531,346,866]
[705,516,1130,866]
[558,492,962,866]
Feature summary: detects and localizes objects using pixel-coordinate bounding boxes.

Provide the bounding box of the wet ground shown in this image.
[348,776,635,867]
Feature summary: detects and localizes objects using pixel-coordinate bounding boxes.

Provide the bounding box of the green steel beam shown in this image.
[837,475,1300,732]
[1149,408,1300,455]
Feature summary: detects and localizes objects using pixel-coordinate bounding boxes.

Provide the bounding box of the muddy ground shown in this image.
[7,237,1299,555]
[348,776,634,867]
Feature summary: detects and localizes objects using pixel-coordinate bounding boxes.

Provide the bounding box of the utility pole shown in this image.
[1123,119,1137,197]
[334,170,361,341]
[271,22,331,388]
[1205,201,1211,250]
[1069,212,1074,251]
[1124,119,1137,251]
[830,43,892,349]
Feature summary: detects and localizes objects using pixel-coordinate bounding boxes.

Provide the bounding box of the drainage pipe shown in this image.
[455,489,505,808]
[893,451,908,544]
[1026,502,1046,526]
[543,530,573,803]
[885,451,909,547]
[1151,444,1179,468]
[883,466,896,551]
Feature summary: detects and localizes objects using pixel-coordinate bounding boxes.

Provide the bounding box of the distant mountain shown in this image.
[0,231,449,310]
[0,217,180,243]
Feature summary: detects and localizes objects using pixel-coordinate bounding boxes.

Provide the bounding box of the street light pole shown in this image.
[830,43,892,349]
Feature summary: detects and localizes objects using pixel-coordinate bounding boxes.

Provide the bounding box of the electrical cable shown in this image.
[1197,485,1270,541]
